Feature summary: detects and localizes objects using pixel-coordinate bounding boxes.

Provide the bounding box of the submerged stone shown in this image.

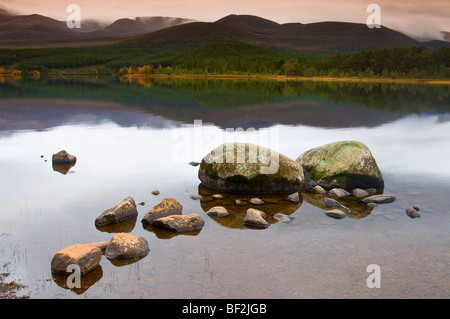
[206,206,229,217]
[296,141,384,190]
[198,142,304,194]
[406,207,421,218]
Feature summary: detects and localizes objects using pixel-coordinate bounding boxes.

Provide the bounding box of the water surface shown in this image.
[0,76,449,298]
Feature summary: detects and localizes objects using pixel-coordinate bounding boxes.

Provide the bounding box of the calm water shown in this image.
[0,76,449,298]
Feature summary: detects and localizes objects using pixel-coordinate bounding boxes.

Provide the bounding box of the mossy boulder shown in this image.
[296,141,384,191]
[198,142,304,194]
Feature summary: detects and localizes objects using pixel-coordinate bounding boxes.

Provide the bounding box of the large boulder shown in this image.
[296,141,384,191]
[104,233,150,260]
[198,142,304,194]
[51,244,102,276]
[95,197,138,227]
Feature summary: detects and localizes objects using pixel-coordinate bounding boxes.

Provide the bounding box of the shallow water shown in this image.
[0,76,449,298]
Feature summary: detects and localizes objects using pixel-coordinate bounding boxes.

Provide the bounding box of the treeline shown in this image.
[0,43,449,79]
[281,46,450,79]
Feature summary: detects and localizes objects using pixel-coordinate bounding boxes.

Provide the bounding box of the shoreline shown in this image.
[1,73,449,85]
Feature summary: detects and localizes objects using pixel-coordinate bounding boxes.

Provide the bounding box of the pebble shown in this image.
[406,207,421,218]
[249,198,264,205]
[188,161,201,167]
[206,206,229,217]
[322,197,341,208]
[328,188,351,198]
[324,209,346,219]
[312,185,327,194]
[274,213,294,223]
[189,194,203,200]
[151,190,160,196]
[287,192,300,202]
[212,194,223,199]
[352,188,369,198]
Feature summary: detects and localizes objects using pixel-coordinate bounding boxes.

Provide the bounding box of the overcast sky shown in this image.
[1,0,449,40]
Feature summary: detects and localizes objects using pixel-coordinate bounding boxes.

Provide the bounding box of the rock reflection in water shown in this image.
[142,223,202,239]
[197,184,302,229]
[52,162,76,175]
[95,216,137,233]
[51,265,103,295]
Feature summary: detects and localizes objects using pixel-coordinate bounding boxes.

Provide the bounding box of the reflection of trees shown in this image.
[0,76,448,113]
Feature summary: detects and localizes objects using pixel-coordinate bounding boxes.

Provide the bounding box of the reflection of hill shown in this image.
[0,77,448,132]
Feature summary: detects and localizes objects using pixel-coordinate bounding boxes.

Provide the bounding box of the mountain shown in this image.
[121,15,422,51]
[0,12,437,51]
[0,11,194,48]
[215,14,280,31]
[102,16,195,37]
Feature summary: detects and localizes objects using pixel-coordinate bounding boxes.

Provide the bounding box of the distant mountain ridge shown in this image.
[0,10,447,51]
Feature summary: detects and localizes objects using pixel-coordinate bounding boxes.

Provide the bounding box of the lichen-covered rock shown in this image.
[51,244,102,276]
[104,233,149,260]
[95,197,138,227]
[52,150,77,164]
[296,141,384,191]
[152,214,205,232]
[199,142,304,194]
[141,198,183,225]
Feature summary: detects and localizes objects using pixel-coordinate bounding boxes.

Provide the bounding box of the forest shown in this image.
[0,43,449,79]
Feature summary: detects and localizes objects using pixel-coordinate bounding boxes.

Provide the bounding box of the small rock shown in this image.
[367,202,379,208]
[324,209,346,219]
[151,190,160,196]
[189,194,203,200]
[413,205,420,212]
[141,198,183,225]
[104,233,150,260]
[52,150,77,164]
[312,185,327,194]
[365,188,377,194]
[152,214,205,232]
[212,194,223,199]
[95,197,138,227]
[51,244,102,276]
[406,207,421,218]
[328,188,351,198]
[362,194,396,204]
[273,213,294,223]
[249,198,264,205]
[236,200,247,206]
[137,202,145,206]
[206,206,229,217]
[287,192,300,202]
[244,208,269,228]
[189,161,201,167]
[322,197,341,208]
[90,241,109,253]
[352,188,369,198]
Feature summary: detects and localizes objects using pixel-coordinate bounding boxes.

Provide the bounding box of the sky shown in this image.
[1,0,449,40]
